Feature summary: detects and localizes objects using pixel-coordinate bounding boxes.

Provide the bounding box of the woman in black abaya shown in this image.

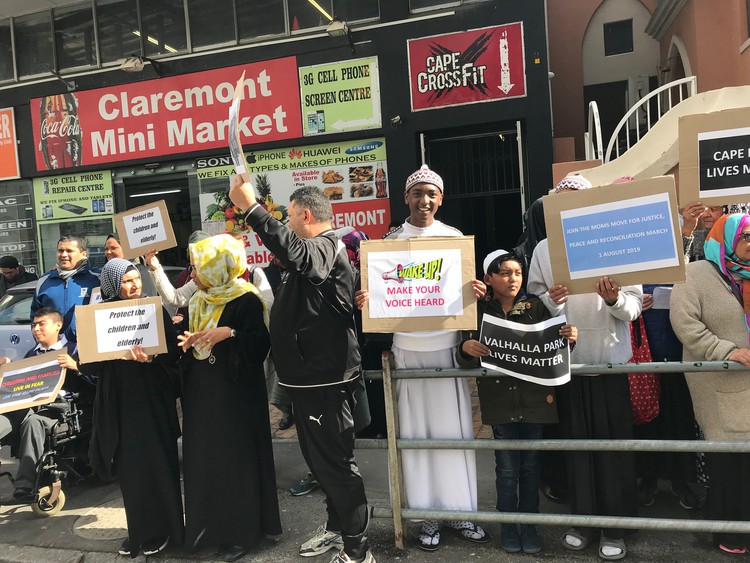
[87,258,183,557]
[178,234,281,562]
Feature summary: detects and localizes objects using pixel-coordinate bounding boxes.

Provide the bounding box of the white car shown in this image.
[0,267,187,361]
[0,281,37,361]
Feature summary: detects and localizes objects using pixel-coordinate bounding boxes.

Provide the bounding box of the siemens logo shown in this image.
[345,141,383,155]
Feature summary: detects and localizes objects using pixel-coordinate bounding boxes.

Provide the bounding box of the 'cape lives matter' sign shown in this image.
[479,315,570,387]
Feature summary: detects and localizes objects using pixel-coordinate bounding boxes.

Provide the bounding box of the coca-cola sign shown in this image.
[30,57,302,172]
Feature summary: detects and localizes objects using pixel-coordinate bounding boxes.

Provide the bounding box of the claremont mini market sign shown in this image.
[30,58,302,171]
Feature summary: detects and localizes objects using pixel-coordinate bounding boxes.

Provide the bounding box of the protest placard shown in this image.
[361,236,476,333]
[75,296,167,363]
[543,176,685,294]
[479,315,570,386]
[0,352,66,415]
[679,108,750,206]
[114,199,177,259]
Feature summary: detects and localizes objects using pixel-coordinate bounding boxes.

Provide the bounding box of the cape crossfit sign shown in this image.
[407,23,526,111]
[30,58,302,172]
[479,315,570,387]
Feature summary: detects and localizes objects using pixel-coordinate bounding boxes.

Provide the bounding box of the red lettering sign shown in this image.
[30,58,302,171]
[408,23,526,111]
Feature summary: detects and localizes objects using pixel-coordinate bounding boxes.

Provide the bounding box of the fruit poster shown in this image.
[197,137,392,267]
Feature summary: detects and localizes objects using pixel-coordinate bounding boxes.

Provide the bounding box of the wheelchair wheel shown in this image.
[31,486,66,517]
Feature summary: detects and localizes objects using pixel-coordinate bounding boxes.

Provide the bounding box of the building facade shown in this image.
[0,0,554,274]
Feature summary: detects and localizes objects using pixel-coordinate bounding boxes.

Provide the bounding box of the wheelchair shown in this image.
[0,393,93,517]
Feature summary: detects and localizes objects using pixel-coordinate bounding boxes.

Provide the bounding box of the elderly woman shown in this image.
[86,258,183,558]
[178,234,281,562]
[671,213,750,554]
[103,233,158,298]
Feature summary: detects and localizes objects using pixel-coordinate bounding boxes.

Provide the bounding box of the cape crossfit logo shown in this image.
[408,23,526,111]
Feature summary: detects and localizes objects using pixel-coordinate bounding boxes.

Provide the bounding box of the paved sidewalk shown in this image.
[0,437,726,563]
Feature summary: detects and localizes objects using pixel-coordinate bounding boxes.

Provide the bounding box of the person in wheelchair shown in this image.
[3,307,96,502]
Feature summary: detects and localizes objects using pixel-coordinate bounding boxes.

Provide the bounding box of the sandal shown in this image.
[719,544,747,554]
[599,536,627,561]
[444,520,489,543]
[417,520,440,551]
[562,527,597,551]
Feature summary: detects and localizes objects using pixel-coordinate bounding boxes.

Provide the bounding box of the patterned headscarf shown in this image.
[553,174,592,193]
[704,213,750,338]
[341,230,369,271]
[100,258,138,301]
[188,234,263,360]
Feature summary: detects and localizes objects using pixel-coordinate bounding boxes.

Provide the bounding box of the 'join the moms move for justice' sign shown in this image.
[360,236,477,333]
[544,176,685,294]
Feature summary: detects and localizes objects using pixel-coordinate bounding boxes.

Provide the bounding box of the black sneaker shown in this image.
[637,478,658,507]
[142,536,170,555]
[671,481,701,509]
[118,538,131,556]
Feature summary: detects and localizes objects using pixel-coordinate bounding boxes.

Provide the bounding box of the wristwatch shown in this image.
[229,328,237,338]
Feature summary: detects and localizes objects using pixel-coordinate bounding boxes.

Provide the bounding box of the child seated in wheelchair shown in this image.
[0,307,96,503]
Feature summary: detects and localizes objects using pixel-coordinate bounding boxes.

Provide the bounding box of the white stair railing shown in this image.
[585,100,604,161]
[603,76,697,163]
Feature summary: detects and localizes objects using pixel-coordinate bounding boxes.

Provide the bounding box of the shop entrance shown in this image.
[122,173,192,268]
[423,123,526,276]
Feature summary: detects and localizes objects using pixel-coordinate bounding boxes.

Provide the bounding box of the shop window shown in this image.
[410,0,460,11]
[333,0,379,21]
[0,19,13,82]
[54,4,97,70]
[14,12,54,77]
[603,19,633,56]
[288,0,332,30]
[141,0,187,56]
[237,0,285,41]
[97,0,140,64]
[188,0,235,49]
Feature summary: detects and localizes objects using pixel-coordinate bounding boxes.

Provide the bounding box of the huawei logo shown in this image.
[289,148,302,159]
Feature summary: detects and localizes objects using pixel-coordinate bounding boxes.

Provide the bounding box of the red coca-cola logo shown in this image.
[40,114,81,140]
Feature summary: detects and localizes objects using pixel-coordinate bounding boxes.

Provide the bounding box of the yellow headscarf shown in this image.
[188,234,263,360]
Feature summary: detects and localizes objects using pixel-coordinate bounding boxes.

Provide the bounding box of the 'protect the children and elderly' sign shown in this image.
[479,315,570,387]
[76,296,167,363]
[114,199,177,259]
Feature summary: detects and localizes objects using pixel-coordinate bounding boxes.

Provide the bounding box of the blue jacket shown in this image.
[31,265,100,342]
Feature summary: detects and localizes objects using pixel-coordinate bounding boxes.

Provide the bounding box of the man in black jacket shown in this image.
[0,255,37,298]
[229,175,374,563]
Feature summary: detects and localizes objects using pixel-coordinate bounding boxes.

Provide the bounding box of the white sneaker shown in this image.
[300,524,344,557]
[328,548,376,563]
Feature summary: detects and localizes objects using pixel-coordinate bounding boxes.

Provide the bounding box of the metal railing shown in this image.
[368,352,750,549]
[584,76,697,165]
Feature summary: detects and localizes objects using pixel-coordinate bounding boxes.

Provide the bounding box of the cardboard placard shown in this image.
[0,352,66,415]
[75,296,167,363]
[114,199,177,259]
[479,315,570,387]
[543,176,685,294]
[679,108,750,206]
[361,236,477,333]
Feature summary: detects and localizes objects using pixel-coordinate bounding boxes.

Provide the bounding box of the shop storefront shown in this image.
[0,1,553,273]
